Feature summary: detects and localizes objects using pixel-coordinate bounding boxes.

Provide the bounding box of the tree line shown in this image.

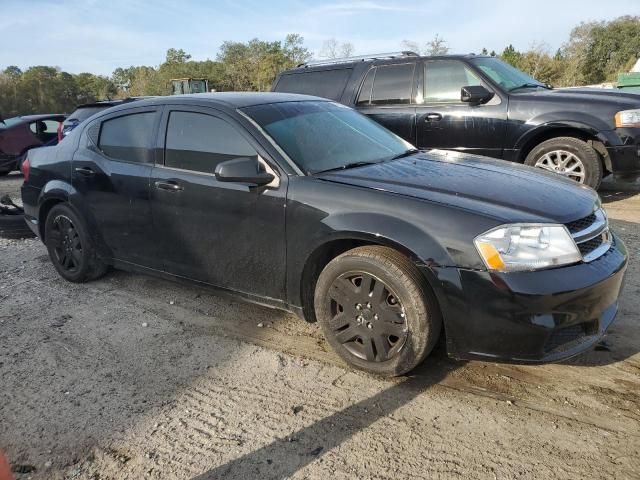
[1,16,638,117]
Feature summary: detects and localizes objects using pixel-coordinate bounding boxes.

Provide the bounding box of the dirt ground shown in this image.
[1,171,639,480]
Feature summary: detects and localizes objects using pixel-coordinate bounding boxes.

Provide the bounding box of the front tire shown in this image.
[524,137,603,189]
[44,203,107,283]
[314,246,442,376]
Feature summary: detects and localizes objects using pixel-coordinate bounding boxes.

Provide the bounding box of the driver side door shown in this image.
[415,59,508,158]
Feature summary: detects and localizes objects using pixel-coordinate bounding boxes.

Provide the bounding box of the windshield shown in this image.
[241,101,412,174]
[0,116,23,129]
[470,57,547,91]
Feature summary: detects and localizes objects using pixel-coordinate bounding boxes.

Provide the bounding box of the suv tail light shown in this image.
[21,157,30,182]
[57,122,64,142]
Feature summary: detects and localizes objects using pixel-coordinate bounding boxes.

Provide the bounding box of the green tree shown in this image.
[500,44,522,66]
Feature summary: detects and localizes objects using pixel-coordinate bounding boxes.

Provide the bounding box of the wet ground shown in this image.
[1,171,639,479]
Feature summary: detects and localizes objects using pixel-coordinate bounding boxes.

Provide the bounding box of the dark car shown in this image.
[0,114,65,174]
[59,98,148,141]
[272,52,640,189]
[21,93,627,376]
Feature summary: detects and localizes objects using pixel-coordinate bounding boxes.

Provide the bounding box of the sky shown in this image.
[2,0,638,76]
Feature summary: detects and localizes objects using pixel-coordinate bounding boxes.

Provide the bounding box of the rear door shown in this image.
[354,62,417,145]
[415,60,507,157]
[149,106,287,300]
[71,106,162,268]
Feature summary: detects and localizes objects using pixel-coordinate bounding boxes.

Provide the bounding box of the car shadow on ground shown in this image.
[191,342,461,480]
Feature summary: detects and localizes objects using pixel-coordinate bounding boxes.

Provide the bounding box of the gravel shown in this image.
[1,171,639,479]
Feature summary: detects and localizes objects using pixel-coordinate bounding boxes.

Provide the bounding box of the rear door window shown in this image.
[370,63,415,105]
[164,111,257,175]
[67,106,106,125]
[424,61,483,103]
[98,112,156,163]
[274,69,352,101]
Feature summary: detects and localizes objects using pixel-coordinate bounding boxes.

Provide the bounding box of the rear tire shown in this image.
[44,203,107,283]
[524,137,603,189]
[314,246,442,376]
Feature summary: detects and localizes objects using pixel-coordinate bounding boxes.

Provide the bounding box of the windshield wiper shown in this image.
[313,161,379,174]
[509,83,548,91]
[388,148,419,161]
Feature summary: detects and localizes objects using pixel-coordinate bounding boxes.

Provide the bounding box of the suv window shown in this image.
[165,111,257,174]
[275,69,352,101]
[99,112,155,163]
[370,63,415,105]
[424,61,482,103]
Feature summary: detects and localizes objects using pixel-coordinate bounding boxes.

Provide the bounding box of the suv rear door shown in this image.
[355,62,417,143]
[415,59,507,157]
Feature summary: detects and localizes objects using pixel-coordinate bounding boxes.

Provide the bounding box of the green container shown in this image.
[618,72,640,89]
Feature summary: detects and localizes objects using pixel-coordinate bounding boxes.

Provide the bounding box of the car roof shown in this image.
[115,92,330,110]
[74,97,152,109]
[17,114,66,122]
[287,53,486,72]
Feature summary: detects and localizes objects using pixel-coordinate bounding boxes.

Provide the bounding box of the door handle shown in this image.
[74,166,95,176]
[425,113,442,122]
[154,181,183,192]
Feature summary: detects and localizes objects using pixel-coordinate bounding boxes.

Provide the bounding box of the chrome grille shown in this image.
[566,209,611,262]
[565,213,596,235]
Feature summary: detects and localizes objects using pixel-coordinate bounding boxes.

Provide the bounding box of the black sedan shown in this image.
[20,93,628,376]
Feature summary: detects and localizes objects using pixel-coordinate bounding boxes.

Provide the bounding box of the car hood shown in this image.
[317,150,599,224]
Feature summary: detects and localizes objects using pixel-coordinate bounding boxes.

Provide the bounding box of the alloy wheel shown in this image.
[534,150,586,183]
[326,271,408,362]
[49,215,82,273]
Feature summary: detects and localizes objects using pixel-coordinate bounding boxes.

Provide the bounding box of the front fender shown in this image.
[514,118,613,152]
[319,212,451,267]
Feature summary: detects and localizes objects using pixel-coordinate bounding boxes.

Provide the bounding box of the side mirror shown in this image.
[214,156,275,186]
[461,85,494,105]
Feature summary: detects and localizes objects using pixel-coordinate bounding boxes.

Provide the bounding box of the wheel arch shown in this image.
[37,180,78,240]
[515,124,612,172]
[297,232,439,324]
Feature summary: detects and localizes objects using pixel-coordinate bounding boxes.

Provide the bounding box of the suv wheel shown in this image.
[314,246,441,376]
[524,137,603,189]
[44,203,108,283]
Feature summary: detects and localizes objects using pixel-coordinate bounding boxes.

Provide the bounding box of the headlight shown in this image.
[615,109,640,128]
[474,224,581,272]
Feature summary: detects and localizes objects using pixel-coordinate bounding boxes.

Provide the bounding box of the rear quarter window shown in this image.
[274,69,352,101]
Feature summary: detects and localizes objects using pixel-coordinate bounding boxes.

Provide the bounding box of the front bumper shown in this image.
[605,127,640,174]
[428,233,628,362]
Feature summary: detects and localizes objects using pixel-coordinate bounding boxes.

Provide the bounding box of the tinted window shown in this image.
[243,101,411,174]
[99,112,155,163]
[165,111,257,174]
[371,63,415,105]
[424,61,482,103]
[356,68,375,106]
[274,69,352,101]
[66,106,106,125]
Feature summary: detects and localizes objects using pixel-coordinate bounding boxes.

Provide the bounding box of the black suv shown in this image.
[273,52,640,189]
[21,93,627,376]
